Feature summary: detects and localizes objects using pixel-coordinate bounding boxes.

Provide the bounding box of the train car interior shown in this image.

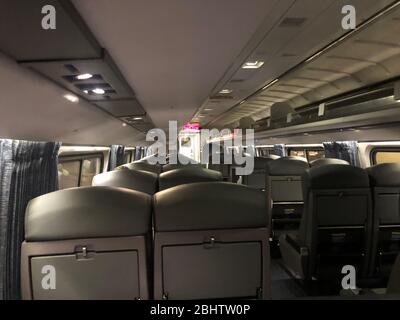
[2,0,400,302]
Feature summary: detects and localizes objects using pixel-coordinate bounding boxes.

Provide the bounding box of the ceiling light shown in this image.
[204,108,213,111]
[76,73,93,80]
[242,61,264,69]
[219,89,233,94]
[83,90,89,94]
[133,117,142,120]
[198,115,206,118]
[92,88,105,95]
[63,94,79,103]
[122,122,127,127]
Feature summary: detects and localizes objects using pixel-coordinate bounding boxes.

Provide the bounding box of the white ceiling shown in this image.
[199,0,397,128]
[0,52,146,146]
[72,0,285,130]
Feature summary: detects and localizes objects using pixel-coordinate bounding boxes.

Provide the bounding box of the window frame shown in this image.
[371,147,400,165]
[58,152,104,188]
[123,150,133,164]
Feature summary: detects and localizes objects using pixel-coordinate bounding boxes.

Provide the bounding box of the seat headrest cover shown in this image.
[309,158,350,168]
[162,163,203,173]
[154,182,267,231]
[117,161,162,174]
[253,156,277,170]
[303,164,369,190]
[367,163,400,187]
[158,167,223,191]
[25,186,152,241]
[266,156,309,176]
[92,169,158,195]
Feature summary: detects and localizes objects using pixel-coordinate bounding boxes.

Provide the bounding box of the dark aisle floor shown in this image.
[270,259,308,299]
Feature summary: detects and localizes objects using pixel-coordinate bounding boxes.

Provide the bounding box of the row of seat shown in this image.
[117,159,204,175]
[92,166,223,194]
[21,182,270,300]
[279,163,400,289]
[243,156,350,243]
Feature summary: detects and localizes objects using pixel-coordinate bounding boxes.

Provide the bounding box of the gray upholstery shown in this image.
[266,157,309,240]
[92,169,158,195]
[162,163,203,173]
[243,156,279,190]
[22,186,152,300]
[367,163,400,187]
[117,161,162,175]
[309,158,350,168]
[25,186,152,241]
[153,182,270,300]
[266,156,309,176]
[158,167,222,191]
[367,163,400,280]
[280,164,372,285]
[303,164,370,190]
[154,182,267,232]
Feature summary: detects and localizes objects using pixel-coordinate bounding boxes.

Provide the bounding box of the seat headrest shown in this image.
[367,163,400,187]
[158,167,223,191]
[309,158,350,168]
[266,156,309,176]
[25,186,152,242]
[117,161,162,174]
[154,182,267,231]
[92,169,158,195]
[162,163,203,173]
[303,164,369,190]
[253,156,278,170]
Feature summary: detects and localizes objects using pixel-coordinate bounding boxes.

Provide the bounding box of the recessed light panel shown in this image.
[242,61,264,69]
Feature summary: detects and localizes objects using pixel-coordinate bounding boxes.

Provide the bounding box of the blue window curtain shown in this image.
[274,144,287,157]
[323,141,359,166]
[0,139,60,300]
[108,145,125,171]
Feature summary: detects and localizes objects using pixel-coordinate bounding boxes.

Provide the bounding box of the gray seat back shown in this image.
[367,163,400,279]
[300,165,372,280]
[242,156,279,190]
[310,158,350,168]
[117,161,162,175]
[21,186,152,300]
[92,169,158,194]
[266,157,309,240]
[162,163,203,173]
[153,182,270,300]
[158,167,222,191]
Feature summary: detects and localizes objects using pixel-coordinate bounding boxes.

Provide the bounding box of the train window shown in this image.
[289,149,306,159]
[80,157,102,186]
[288,148,325,162]
[58,160,80,189]
[123,150,132,164]
[256,147,276,157]
[372,148,400,164]
[58,153,103,189]
[307,149,325,162]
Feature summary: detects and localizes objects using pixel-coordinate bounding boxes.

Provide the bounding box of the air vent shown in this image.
[279,17,307,28]
[64,64,80,73]
[230,79,245,83]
